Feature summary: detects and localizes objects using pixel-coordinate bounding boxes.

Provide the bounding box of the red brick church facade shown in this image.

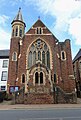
[7,8,76,104]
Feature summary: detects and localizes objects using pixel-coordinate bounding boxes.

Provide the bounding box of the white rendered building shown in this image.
[0,50,9,91]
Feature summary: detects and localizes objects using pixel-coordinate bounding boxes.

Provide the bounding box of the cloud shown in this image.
[69,17,81,45]
[0,15,10,26]
[26,0,81,44]
[9,0,23,6]
[0,15,10,49]
[0,27,10,49]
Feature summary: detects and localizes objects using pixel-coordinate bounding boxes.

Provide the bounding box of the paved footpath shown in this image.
[0,104,81,110]
[0,98,81,110]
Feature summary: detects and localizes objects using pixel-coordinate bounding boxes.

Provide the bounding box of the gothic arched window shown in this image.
[40,72,43,84]
[28,39,50,69]
[15,26,18,36]
[61,51,66,61]
[12,29,14,37]
[22,74,25,83]
[12,52,17,61]
[19,28,22,37]
[35,72,38,84]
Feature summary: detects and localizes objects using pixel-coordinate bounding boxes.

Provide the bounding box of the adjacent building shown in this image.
[73,49,81,97]
[7,8,76,103]
[0,50,9,91]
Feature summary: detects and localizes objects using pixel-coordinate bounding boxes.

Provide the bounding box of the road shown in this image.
[0,108,81,120]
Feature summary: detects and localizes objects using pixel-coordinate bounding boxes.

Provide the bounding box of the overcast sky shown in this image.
[0,0,81,59]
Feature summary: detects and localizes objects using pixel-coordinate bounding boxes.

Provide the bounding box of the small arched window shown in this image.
[36,27,42,34]
[15,26,18,36]
[35,72,38,84]
[12,29,14,37]
[19,28,22,37]
[22,74,25,83]
[54,74,56,83]
[37,28,39,34]
[40,72,43,84]
[61,51,66,60]
[12,52,17,61]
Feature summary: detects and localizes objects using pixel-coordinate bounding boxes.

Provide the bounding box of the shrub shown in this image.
[0,91,6,103]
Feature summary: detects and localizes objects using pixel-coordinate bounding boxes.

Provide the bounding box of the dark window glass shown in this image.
[62,51,65,60]
[35,72,38,83]
[15,27,18,36]
[40,72,43,84]
[19,28,22,37]
[1,86,6,91]
[22,74,25,83]
[40,28,42,34]
[12,29,14,37]
[54,74,56,83]
[37,28,39,34]
[37,28,42,34]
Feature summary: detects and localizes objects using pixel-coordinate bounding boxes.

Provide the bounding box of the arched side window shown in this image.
[40,72,43,84]
[19,27,22,37]
[61,51,66,61]
[36,27,43,34]
[28,51,32,68]
[12,52,17,61]
[22,74,25,83]
[79,61,81,71]
[15,26,18,36]
[35,72,38,84]
[12,29,14,37]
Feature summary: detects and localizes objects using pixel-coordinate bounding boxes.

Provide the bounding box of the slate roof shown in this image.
[11,8,26,26]
[0,50,10,58]
[73,49,81,63]
[14,8,23,22]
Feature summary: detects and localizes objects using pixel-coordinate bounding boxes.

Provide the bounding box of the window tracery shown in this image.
[28,39,50,68]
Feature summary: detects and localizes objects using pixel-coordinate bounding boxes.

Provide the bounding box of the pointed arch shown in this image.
[40,72,43,84]
[26,37,52,69]
[22,74,25,83]
[12,52,17,61]
[35,72,38,84]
